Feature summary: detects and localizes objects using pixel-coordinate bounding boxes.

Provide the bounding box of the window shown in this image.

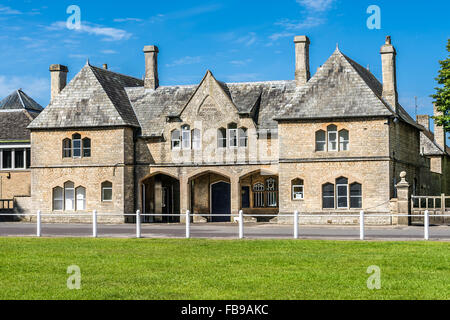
[26,149,31,169]
[327,125,338,151]
[316,130,326,152]
[63,139,72,158]
[182,125,191,150]
[217,128,227,148]
[76,187,86,211]
[336,177,349,209]
[292,179,304,200]
[171,130,181,150]
[192,129,201,150]
[239,128,248,148]
[339,130,349,151]
[253,183,265,208]
[266,178,278,207]
[228,123,238,148]
[64,181,75,211]
[82,138,91,157]
[322,183,335,209]
[53,187,64,211]
[350,183,362,209]
[2,150,12,169]
[14,149,25,169]
[72,134,82,158]
[102,181,113,202]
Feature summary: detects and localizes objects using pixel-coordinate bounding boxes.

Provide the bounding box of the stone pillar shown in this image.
[380,36,398,112]
[396,171,410,225]
[294,36,310,87]
[231,177,239,220]
[179,177,189,223]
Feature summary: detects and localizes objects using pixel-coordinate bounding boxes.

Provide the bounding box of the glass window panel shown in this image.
[323,184,335,209]
[182,126,191,150]
[76,187,86,211]
[316,131,326,151]
[171,130,181,150]
[26,149,31,168]
[64,182,75,211]
[83,139,91,157]
[293,185,304,200]
[229,129,238,147]
[53,187,64,211]
[14,149,25,169]
[239,128,248,148]
[339,130,349,151]
[218,129,227,148]
[73,140,81,158]
[2,150,12,169]
[63,139,72,158]
[102,182,113,202]
[192,129,201,150]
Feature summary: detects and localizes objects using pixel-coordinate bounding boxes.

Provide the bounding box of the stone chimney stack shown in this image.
[380,36,398,112]
[143,45,159,90]
[434,103,447,148]
[294,36,310,87]
[49,64,68,102]
[416,115,430,131]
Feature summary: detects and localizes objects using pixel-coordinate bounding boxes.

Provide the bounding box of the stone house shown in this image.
[0,89,42,213]
[27,36,448,224]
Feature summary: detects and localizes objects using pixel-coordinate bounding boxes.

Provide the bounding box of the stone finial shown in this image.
[399,171,407,181]
[294,35,310,87]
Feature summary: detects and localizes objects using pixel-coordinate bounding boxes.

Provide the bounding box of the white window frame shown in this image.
[292,185,304,200]
[322,183,335,209]
[53,187,64,211]
[102,182,113,202]
[171,130,181,150]
[76,187,86,211]
[327,126,338,152]
[228,128,238,148]
[350,183,362,209]
[339,130,349,151]
[239,128,248,148]
[266,178,278,207]
[218,128,227,149]
[316,130,326,152]
[64,182,75,211]
[182,125,191,150]
[72,135,82,159]
[253,183,265,208]
[336,179,349,209]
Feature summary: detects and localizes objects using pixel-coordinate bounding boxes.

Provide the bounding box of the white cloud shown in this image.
[225,73,261,82]
[0,6,22,15]
[275,16,325,30]
[269,32,295,41]
[0,75,49,103]
[166,56,202,67]
[114,18,143,23]
[230,59,253,66]
[49,21,132,42]
[236,32,257,46]
[296,0,336,12]
[101,50,118,55]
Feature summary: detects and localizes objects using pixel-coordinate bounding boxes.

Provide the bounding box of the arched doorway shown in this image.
[211,181,231,222]
[141,173,180,223]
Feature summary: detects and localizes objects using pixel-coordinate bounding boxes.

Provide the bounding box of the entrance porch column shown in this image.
[180,176,189,223]
[231,177,239,216]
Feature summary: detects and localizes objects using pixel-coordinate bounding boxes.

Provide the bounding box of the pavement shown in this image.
[0,222,449,241]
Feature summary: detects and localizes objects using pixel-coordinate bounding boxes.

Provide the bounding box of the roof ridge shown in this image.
[16,90,26,109]
[89,64,143,83]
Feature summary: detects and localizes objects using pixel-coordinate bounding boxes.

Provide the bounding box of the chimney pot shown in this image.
[103,64,108,70]
[294,36,310,87]
[49,64,68,102]
[143,45,159,90]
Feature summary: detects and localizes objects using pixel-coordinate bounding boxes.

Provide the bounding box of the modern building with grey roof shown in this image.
[27,36,449,225]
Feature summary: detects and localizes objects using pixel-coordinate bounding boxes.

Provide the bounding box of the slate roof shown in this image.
[29,63,143,129]
[418,126,447,156]
[275,48,418,129]
[0,89,43,112]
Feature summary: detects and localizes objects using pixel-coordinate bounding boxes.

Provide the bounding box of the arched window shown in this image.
[102,181,113,202]
[53,187,64,211]
[228,123,238,148]
[82,138,91,157]
[72,134,82,158]
[266,178,278,207]
[327,125,338,151]
[292,178,304,200]
[182,125,191,150]
[239,128,248,148]
[339,130,349,151]
[63,139,72,158]
[350,183,362,209]
[217,128,227,148]
[253,183,265,208]
[76,186,86,211]
[64,181,75,211]
[192,129,201,150]
[336,177,349,209]
[315,130,326,152]
[322,183,335,209]
[171,130,181,150]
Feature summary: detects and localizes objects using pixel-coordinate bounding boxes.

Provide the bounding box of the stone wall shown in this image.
[0,171,31,199]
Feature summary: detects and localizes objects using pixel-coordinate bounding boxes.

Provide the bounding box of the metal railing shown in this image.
[0,210,448,241]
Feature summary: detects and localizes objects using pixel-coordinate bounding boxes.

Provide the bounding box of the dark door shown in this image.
[211,182,231,222]
[242,186,250,208]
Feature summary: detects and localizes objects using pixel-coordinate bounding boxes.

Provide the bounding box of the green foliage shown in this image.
[432,39,450,131]
[0,238,449,300]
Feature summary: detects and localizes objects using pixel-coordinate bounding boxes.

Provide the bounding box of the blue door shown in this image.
[211,182,231,222]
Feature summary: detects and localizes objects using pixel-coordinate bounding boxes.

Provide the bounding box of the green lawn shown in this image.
[0,238,449,300]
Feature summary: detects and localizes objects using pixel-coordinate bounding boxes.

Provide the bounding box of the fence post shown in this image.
[186,210,190,239]
[239,210,244,239]
[136,210,141,239]
[36,210,41,238]
[92,210,98,238]
[424,210,429,241]
[360,210,365,241]
[294,211,299,239]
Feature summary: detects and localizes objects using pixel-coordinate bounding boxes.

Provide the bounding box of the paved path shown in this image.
[0,222,449,241]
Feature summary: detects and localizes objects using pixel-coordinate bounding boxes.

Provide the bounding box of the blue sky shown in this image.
[0,0,449,129]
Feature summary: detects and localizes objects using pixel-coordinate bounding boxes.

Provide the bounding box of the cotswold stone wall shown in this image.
[0,171,31,199]
[30,128,134,222]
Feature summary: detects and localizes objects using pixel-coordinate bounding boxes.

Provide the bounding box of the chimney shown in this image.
[380,36,398,112]
[416,115,430,131]
[103,64,108,70]
[294,36,310,87]
[49,64,68,102]
[434,103,447,148]
[143,45,159,90]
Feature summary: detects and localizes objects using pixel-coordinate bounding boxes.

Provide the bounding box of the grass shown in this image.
[0,238,449,300]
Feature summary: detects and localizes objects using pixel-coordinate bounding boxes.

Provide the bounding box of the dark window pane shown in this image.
[337,185,348,197]
[350,184,362,196]
[83,139,91,157]
[338,196,348,208]
[350,197,362,209]
[15,150,24,168]
[336,177,348,185]
[323,184,334,196]
[2,150,12,169]
[73,140,81,157]
[26,149,31,168]
[323,197,335,209]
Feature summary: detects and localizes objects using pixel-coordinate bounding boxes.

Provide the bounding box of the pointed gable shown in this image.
[0,90,43,112]
[29,64,143,130]
[276,49,395,121]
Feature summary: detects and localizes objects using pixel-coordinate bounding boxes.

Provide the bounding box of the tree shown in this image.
[432,39,450,132]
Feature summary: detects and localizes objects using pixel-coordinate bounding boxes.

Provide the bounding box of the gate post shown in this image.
[136,210,141,239]
[396,172,410,226]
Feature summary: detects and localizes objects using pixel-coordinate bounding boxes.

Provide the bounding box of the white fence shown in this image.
[0,210,448,241]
